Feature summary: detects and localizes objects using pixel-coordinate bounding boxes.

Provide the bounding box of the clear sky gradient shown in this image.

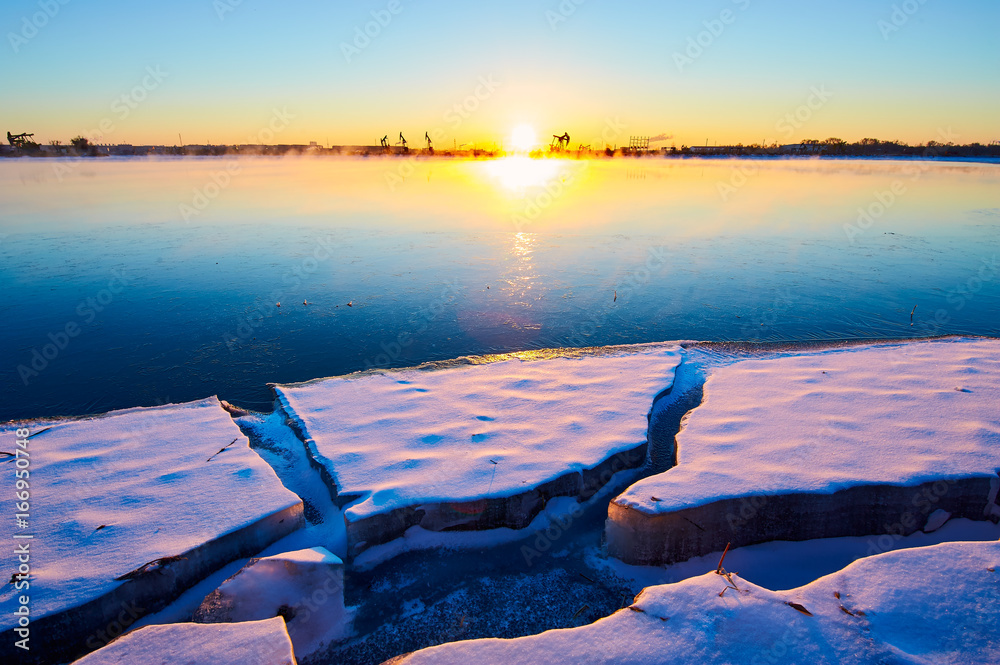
[2,0,998,147]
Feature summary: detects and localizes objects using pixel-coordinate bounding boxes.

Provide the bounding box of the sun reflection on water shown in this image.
[482,157,566,192]
[500,231,539,307]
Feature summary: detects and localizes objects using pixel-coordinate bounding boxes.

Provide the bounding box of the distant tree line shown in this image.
[671,137,1000,158]
[5,131,1000,159]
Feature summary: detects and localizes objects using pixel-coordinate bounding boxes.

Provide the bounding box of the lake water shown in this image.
[1,157,998,422]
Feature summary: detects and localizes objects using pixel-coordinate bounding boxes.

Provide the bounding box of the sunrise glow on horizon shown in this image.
[2,0,998,148]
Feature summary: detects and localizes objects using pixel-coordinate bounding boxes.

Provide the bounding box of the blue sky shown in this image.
[1,0,997,146]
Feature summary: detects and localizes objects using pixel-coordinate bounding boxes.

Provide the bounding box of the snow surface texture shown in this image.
[609,338,1000,565]
[389,540,1000,665]
[0,398,303,664]
[72,617,296,665]
[274,346,681,557]
[195,546,353,659]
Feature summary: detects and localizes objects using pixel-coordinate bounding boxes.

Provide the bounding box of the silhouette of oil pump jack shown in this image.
[551,132,570,150]
[7,131,36,148]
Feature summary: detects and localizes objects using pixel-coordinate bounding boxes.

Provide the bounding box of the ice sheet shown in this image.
[616,338,1000,514]
[275,346,682,522]
[0,398,302,634]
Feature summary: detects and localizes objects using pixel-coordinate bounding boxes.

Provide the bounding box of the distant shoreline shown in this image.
[4,139,1000,161]
[3,150,1000,165]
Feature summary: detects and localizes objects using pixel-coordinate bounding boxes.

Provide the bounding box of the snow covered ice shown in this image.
[273,345,682,557]
[608,338,1000,565]
[194,546,352,660]
[71,617,296,665]
[0,398,303,664]
[3,339,999,664]
[390,540,1000,665]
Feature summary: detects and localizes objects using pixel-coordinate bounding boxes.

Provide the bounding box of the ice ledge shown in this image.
[272,344,682,558]
[0,398,303,664]
[608,338,1000,566]
[607,475,1000,566]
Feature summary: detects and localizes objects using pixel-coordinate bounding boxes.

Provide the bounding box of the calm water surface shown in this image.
[1,157,998,421]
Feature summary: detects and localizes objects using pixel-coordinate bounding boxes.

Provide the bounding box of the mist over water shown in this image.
[1,157,998,421]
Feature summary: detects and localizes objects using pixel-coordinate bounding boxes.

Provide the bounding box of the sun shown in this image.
[509,124,537,152]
